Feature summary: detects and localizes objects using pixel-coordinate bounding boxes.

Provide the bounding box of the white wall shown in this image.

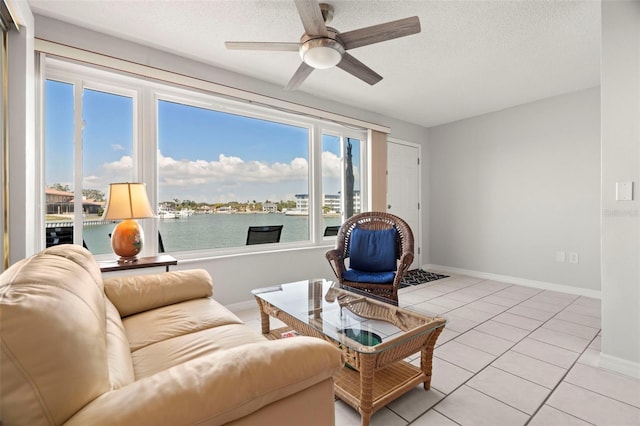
[428,88,601,293]
[600,0,640,378]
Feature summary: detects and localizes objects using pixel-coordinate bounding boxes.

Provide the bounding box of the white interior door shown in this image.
[387,140,421,269]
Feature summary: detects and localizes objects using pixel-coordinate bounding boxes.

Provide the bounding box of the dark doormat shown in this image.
[399,269,448,288]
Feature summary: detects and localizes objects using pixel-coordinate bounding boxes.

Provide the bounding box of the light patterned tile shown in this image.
[467,366,550,414]
[507,305,556,321]
[511,337,580,369]
[547,382,640,425]
[435,340,496,372]
[479,294,521,307]
[576,348,600,368]
[334,400,407,426]
[428,296,468,309]
[441,314,479,333]
[411,301,452,316]
[453,329,513,356]
[492,312,543,331]
[474,320,531,342]
[434,385,529,426]
[387,387,445,422]
[563,303,601,318]
[446,306,495,322]
[426,356,475,395]
[519,299,564,314]
[554,309,601,329]
[492,350,567,389]
[572,296,601,309]
[412,409,459,426]
[565,363,640,408]
[529,405,593,426]
[434,328,460,346]
[469,279,512,292]
[528,328,591,353]
[541,318,599,340]
[440,290,485,303]
[465,300,508,315]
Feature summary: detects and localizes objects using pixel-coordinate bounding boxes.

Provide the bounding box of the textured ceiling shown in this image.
[27,0,601,128]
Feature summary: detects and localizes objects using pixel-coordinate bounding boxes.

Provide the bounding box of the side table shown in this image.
[99,254,177,273]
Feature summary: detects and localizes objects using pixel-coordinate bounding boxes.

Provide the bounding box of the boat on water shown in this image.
[158,208,179,219]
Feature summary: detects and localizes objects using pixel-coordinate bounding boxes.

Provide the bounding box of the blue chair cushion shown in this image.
[342,269,396,284]
[349,227,398,272]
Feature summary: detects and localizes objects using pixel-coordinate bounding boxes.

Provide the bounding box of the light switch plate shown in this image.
[616,182,633,201]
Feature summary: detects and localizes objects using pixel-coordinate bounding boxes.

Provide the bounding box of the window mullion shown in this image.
[73,83,83,245]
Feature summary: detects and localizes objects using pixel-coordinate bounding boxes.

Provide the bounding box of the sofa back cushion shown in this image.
[0,245,111,425]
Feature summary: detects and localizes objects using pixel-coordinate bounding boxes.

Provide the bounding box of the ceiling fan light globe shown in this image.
[300,38,344,69]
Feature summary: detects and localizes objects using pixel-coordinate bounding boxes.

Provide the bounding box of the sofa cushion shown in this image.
[122,297,245,352]
[342,269,396,284]
[349,227,398,272]
[0,245,110,425]
[131,323,267,379]
[104,269,213,317]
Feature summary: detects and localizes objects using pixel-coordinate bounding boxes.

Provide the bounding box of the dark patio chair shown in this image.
[325,212,414,303]
[46,226,88,249]
[246,225,283,245]
[323,225,340,237]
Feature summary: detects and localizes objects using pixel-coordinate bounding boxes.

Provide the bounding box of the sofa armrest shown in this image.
[104,269,213,317]
[65,337,343,425]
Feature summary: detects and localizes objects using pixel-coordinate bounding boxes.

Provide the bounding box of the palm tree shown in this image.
[345,138,354,218]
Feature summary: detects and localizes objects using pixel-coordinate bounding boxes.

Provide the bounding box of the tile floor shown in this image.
[235,274,640,426]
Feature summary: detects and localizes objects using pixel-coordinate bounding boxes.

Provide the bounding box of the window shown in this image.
[44,78,134,255]
[321,134,363,236]
[42,59,367,256]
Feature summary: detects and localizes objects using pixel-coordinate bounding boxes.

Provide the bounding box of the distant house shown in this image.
[263,203,278,213]
[45,188,105,215]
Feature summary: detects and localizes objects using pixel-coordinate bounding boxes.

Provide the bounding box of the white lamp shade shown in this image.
[102,183,154,220]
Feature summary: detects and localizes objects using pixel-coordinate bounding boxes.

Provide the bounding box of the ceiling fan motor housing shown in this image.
[299,28,344,69]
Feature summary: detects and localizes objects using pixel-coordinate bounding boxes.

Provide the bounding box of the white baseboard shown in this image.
[424,264,601,299]
[599,353,640,379]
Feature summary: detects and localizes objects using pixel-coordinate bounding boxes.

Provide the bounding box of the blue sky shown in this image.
[45,80,360,204]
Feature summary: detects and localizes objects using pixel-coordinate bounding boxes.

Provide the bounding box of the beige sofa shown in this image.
[0,245,343,425]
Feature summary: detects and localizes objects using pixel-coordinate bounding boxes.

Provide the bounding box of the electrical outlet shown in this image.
[556,251,566,263]
[568,252,579,264]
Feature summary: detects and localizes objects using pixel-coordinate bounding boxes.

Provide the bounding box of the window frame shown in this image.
[41,56,368,260]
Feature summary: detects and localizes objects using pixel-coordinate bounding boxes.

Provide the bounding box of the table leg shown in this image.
[256,300,271,335]
[358,353,376,426]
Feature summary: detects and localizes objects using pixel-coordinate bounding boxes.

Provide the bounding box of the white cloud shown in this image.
[111,144,126,151]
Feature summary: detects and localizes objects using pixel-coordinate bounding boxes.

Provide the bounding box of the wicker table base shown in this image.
[257,303,444,426]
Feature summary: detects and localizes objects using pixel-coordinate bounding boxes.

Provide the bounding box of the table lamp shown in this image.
[102,182,155,263]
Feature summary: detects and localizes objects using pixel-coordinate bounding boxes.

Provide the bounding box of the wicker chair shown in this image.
[325,212,414,303]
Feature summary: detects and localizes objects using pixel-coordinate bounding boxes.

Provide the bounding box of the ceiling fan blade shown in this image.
[338,16,421,50]
[294,0,328,36]
[225,41,301,52]
[336,53,383,86]
[285,62,314,90]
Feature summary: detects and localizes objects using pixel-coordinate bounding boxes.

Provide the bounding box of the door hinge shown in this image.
[417,157,420,165]
[418,202,420,210]
[418,247,421,254]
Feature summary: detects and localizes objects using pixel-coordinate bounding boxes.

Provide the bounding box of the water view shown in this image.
[80,213,342,255]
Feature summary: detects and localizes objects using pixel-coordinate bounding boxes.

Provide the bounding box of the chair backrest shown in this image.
[46,226,88,249]
[338,212,414,265]
[246,225,284,245]
[323,225,340,236]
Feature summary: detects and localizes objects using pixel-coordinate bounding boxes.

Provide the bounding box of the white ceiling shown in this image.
[27,0,601,128]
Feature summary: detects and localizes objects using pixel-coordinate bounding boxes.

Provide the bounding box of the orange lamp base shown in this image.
[111,219,144,262]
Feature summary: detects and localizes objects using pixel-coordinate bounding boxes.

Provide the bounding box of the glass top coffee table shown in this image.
[252,279,446,426]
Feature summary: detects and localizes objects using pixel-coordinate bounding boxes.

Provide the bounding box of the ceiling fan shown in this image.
[225,0,421,90]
